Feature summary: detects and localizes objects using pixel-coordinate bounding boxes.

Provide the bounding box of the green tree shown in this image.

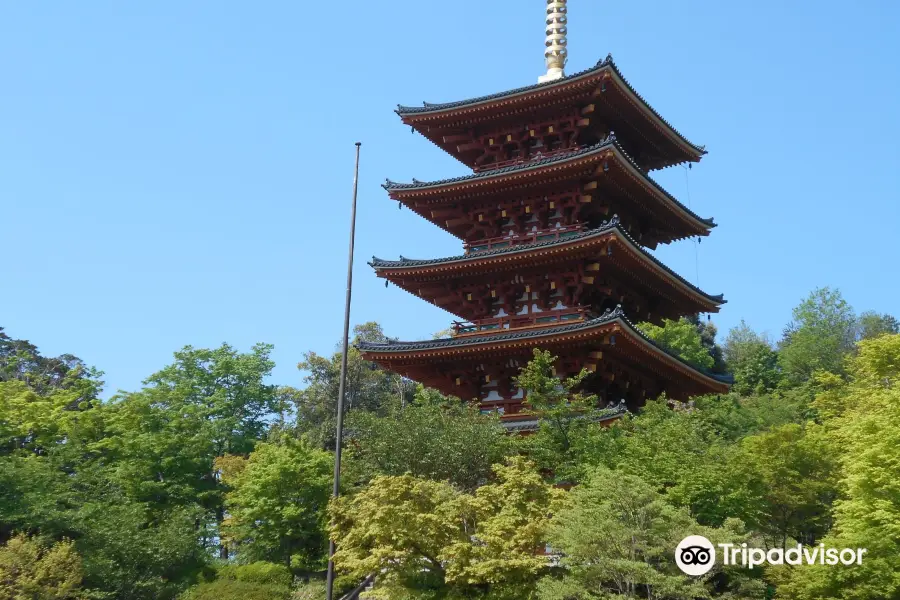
[691,392,802,442]
[537,468,726,600]
[555,394,806,528]
[0,534,84,600]
[779,287,856,384]
[290,579,327,599]
[638,318,716,370]
[730,423,838,547]
[99,342,278,557]
[607,400,714,491]
[346,385,511,491]
[686,314,727,373]
[218,439,332,574]
[97,389,218,511]
[141,342,278,458]
[444,459,565,597]
[0,454,76,542]
[0,382,208,599]
[856,310,899,340]
[294,323,415,449]
[850,331,900,383]
[584,399,752,528]
[0,327,102,396]
[514,349,612,480]
[217,562,293,587]
[723,321,781,395]
[779,334,900,599]
[0,451,212,599]
[331,473,463,597]
[0,337,282,599]
[181,580,289,600]
[74,500,209,600]
[0,380,104,458]
[330,458,561,599]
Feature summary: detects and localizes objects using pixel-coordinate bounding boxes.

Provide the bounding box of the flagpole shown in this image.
[326,141,361,600]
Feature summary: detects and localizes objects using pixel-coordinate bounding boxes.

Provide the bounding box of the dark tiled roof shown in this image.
[396,55,705,155]
[383,139,610,190]
[501,404,629,432]
[357,305,734,385]
[369,215,726,305]
[382,134,715,229]
[502,419,541,433]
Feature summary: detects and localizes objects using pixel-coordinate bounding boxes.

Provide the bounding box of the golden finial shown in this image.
[539,0,567,83]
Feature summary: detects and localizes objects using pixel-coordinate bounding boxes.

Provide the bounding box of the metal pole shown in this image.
[326,142,361,600]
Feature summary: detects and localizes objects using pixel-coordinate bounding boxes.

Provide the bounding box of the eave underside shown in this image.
[397,58,705,172]
[372,225,724,322]
[386,142,714,246]
[359,314,730,404]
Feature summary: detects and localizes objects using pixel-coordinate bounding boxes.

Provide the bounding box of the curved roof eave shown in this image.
[382,136,716,230]
[395,54,706,157]
[368,216,725,306]
[357,305,733,387]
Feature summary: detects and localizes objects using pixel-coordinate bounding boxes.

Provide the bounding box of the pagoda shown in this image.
[359,0,730,430]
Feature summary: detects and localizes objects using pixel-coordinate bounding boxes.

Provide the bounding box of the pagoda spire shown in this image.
[538,0,568,83]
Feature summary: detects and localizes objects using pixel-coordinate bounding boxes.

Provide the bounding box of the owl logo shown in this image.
[675,535,716,576]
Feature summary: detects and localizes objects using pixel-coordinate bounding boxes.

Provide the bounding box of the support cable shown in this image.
[682,164,701,289]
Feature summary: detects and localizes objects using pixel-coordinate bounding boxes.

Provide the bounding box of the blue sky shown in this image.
[2,1,898,397]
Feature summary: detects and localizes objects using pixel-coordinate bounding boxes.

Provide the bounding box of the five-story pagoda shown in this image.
[359,0,730,430]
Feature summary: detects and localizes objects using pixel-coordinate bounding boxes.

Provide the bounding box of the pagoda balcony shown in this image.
[472,145,580,173]
[464,223,585,253]
[482,401,630,434]
[452,306,589,336]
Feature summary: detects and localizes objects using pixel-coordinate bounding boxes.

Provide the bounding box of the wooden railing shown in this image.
[473,145,579,172]
[464,223,585,253]
[482,401,629,422]
[452,306,589,336]
[480,403,527,417]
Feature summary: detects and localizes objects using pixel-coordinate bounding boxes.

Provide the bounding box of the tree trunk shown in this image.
[217,506,228,559]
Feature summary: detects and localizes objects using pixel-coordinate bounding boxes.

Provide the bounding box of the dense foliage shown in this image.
[537,470,750,600]
[1,288,898,599]
[637,317,717,370]
[344,385,512,491]
[0,534,84,599]
[330,458,562,599]
[217,439,332,572]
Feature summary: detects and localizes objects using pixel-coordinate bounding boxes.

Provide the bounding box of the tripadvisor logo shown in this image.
[675,536,716,576]
[675,536,868,575]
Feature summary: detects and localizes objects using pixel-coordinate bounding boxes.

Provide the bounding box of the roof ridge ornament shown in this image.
[595,304,625,320]
[603,213,621,228]
[538,0,568,83]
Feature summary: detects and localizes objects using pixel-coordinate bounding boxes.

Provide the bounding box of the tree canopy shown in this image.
[638,317,717,370]
[1,286,898,599]
[345,385,512,491]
